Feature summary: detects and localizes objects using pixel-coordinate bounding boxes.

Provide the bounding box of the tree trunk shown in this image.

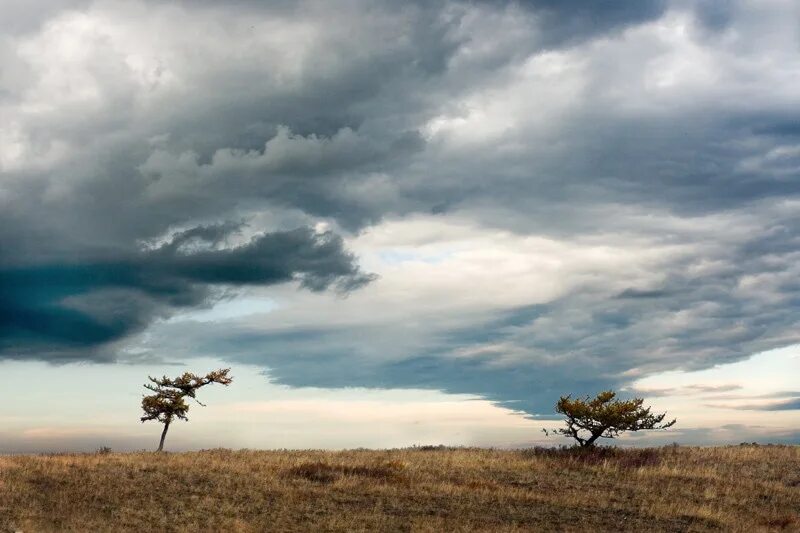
[157,420,170,452]
[584,428,606,447]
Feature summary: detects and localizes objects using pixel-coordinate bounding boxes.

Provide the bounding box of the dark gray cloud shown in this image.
[176,247,794,414]
[2,0,800,420]
[691,0,736,33]
[141,195,800,414]
[714,397,800,411]
[142,319,618,414]
[516,0,668,46]
[616,288,672,299]
[0,225,371,360]
[752,399,800,411]
[138,297,659,413]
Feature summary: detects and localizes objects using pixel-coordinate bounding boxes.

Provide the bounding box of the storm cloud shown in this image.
[2,0,800,417]
[0,225,371,360]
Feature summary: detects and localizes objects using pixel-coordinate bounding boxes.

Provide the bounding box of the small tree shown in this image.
[140,368,233,451]
[551,390,675,448]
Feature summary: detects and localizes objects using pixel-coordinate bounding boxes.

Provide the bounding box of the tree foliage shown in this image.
[551,390,675,448]
[140,368,233,451]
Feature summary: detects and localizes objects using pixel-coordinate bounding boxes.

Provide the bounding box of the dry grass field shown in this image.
[0,445,798,532]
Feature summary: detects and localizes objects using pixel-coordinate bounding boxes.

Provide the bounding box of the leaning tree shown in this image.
[140,368,233,451]
[550,390,675,448]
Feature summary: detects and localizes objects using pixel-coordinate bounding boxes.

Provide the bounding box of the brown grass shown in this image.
[0,445,798,532]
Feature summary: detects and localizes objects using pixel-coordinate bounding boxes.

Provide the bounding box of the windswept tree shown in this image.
[141,368,233,451]
[550,390,675,448]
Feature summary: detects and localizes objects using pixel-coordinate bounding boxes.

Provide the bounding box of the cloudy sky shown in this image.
[2,0,799,452]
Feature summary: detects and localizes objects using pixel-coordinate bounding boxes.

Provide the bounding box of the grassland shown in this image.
[0,445,798,532]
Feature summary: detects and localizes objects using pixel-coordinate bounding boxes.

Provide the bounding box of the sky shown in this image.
[1,0,799,452]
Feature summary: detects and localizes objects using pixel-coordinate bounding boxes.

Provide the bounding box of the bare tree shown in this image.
[549,390,675,448]
[140,368,233,451]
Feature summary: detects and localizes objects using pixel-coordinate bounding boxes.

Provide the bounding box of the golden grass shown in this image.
[0,445,798,532]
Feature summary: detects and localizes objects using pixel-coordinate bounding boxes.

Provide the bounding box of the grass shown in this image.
[0,445,798,532]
